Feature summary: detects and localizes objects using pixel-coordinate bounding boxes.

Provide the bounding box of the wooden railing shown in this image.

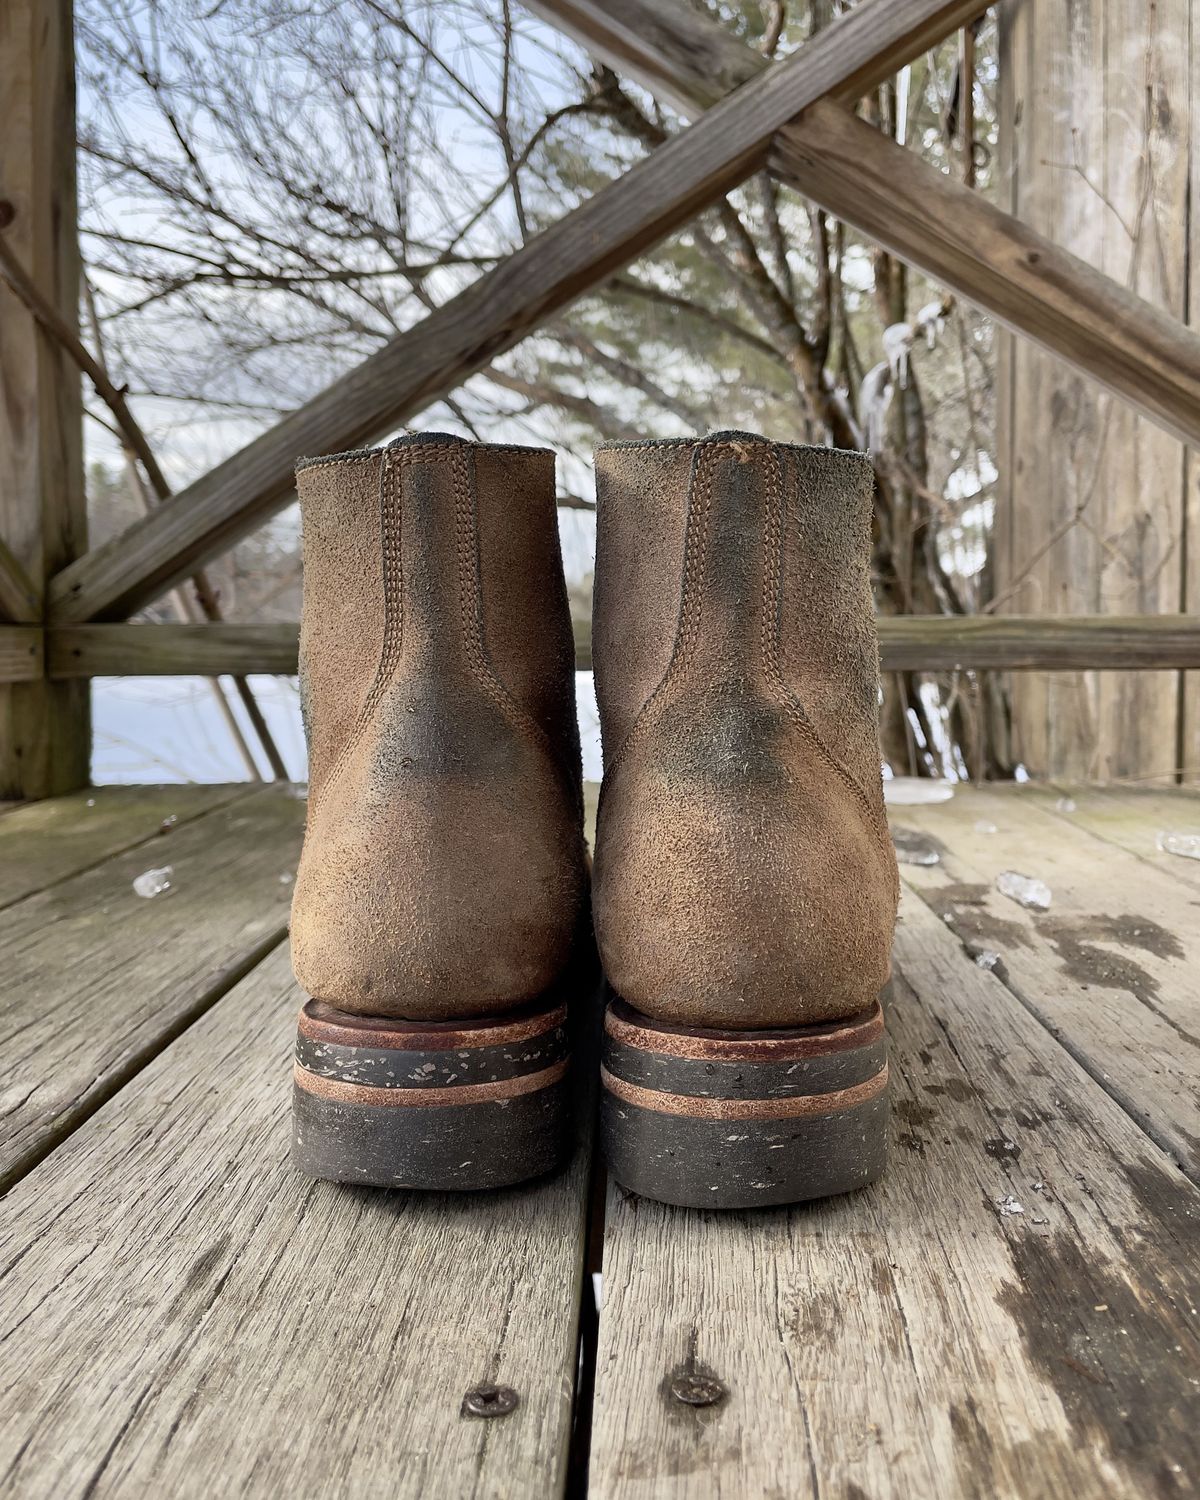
[0,615,1196,683]
[5,0,1200,797]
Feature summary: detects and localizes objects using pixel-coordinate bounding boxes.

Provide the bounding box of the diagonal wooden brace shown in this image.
[0,538,39,625]
[48,0,986,625]
[527,0,1200,457]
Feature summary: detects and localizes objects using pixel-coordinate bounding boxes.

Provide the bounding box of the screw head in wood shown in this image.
[669,1371,726,1407]
[461,1382,519,1419]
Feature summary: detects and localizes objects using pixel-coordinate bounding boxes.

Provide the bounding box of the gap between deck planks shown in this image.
[0,940,599,1500]
[0,783,304,1190]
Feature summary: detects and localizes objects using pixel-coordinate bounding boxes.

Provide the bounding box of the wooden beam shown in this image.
[993,1,1187,786]
[524,0,791,115]
[43,616,1200,681]
[46,618,595,675]
[47,0,985,626]
[0,0,89,793]
[0,627,43,682]
[878,616,1200,672]
[46,624,301,680]
[528,0,1200,454]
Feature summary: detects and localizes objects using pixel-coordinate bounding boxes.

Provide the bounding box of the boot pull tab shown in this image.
[672,438,784,688]
[377,436,480,679]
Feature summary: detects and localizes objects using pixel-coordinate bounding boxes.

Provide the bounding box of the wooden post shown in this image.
[996,0,1189,783]
[0,0,88,796]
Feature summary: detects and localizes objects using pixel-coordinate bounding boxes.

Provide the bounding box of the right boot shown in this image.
[591,433,897,1210]
[289,433,588,1191]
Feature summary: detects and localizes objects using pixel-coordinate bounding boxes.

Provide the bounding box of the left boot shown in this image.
[591,433,898,1209]
[289,434,588,1191]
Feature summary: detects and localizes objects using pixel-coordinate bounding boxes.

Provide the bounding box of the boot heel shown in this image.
[292,998,572,1190]
[600,995,888,1209]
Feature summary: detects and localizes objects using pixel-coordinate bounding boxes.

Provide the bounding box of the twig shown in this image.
[484,366,644,442]
[554,325,701,428]
[760,1,787,57]
[0,231,171,498]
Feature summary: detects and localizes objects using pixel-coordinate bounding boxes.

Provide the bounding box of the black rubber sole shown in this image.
[600,994,889,1209]
[292,996,572,1190]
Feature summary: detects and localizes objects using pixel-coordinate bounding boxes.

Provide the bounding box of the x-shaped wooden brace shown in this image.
[43,0,1200,632]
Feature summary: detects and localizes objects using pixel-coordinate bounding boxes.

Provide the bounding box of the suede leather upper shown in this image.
[592,433,898,1030]
[290,434,586,1020]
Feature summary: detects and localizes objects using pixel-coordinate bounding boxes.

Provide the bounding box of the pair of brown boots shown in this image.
[289,431,897,1209]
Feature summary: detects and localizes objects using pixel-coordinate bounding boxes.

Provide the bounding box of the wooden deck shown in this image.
[2,782,1199,1497]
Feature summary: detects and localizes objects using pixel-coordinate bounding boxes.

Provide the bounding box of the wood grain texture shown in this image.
[0,782,253,909]
[0,624,42,682]
[532,0,1200,455]
[0,940,595,1500]
[891,785,1200,1182]
[1185,12,1200,784]
[0,0,88,793]
[46,0,985,626]
[0,784,303,1189]
[47,618,594,675]
[587,890,1200,1499]
[996,0,1190,781]
[875,615,1200,671]
[1033,784,1200,884]
[524,0,758,116]
[0,537,39,624]
[42,615,1200,680]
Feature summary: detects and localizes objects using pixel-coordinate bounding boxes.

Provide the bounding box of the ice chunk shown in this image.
[1055,796,1077,814]
[974,949,1001,971]
[1157,830,1200,861]
[884,778,955,806]
[995,1195,1025,1217]
[997,870,1051,911]
[892,828,940,866]
[133,865,174,899]
[974,819,998,834]
[915,299,949,347]
[883,321,915,386]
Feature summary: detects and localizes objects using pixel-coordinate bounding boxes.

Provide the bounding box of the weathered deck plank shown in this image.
[586,891,1200,1498]
[1035,784,1200,885]
[0,783,252,909]
[4,782,1199,1498]
[0,942,596,1500]
[891,786,1200,1181]
[0,784,303,1189]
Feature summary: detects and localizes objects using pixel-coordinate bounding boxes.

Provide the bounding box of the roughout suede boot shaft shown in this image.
[592,432,897,1209]
[289,433,587,1191]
